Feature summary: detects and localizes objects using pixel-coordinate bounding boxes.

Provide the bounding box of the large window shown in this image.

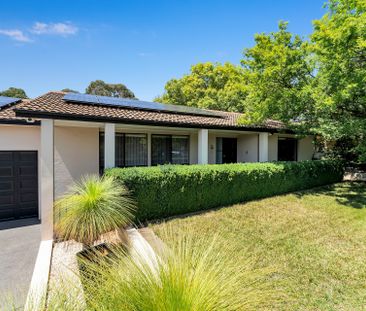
[152,135,189,165]
[99,132,147,172]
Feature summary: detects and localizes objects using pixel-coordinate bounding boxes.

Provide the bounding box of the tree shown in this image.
[61,88,79,93]
[155,62,248,112]
[0,87,28,99]
[310,0,366,161]
[86,80,136,99]
[240,22,314,127]
[240,0,366,161]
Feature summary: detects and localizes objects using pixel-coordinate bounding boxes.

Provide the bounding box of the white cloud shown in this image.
[31,22,78,36]
[0,29,32,42]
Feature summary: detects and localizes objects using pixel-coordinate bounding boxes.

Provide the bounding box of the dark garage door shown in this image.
[0,151,38,221]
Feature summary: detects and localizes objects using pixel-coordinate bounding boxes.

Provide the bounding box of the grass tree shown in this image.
[54,175,136,248]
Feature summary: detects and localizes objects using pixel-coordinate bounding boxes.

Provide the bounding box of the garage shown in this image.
[0,151,38,221]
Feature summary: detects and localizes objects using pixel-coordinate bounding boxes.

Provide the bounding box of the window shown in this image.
[125,134,147,167]
[151,135,189,165]
[99,132,147,172]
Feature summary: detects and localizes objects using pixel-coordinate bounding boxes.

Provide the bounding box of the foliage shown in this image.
[54,175,136,247]
[152,182,366,310]
[240,1,366,161]
[78,227,279,311]
[106,160,344,221]
[86,80,136,99]
[61,88,79,93]
[310,0,366,161]
[155,62,248,112]
[240,21,314,127]
[0,87,28,99]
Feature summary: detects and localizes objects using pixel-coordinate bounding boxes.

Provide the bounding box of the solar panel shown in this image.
[63,93,223,118]
[0,96,21,109]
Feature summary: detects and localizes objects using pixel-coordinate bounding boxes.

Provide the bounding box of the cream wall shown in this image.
[54,126,99,198]
[237,134,258,162]
[268,134,278,161]
[298,136,314,161]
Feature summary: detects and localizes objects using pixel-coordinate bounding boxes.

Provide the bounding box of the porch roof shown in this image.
[12,91,288,132]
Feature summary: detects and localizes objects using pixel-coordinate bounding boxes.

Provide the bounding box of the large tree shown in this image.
[240,22,314,127]
[311,0,366,161]
[240,0,366,161]
[86,80,136,99]
[155,62,248,112]
[0,87,28,99]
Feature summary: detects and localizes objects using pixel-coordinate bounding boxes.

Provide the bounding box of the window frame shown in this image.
[151,134,190,166]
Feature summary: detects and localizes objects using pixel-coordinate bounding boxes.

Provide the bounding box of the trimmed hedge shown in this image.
[106,160,344,222]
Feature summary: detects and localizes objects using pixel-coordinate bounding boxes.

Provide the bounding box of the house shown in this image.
[0,92,314,239]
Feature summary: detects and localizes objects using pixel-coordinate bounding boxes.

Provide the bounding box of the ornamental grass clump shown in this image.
[54,175,136,248]
[78,227,280,310]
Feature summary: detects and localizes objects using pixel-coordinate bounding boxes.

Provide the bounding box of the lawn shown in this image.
[151,182,366,310]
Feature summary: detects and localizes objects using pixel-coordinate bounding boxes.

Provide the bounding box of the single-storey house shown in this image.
[0,92,314,239]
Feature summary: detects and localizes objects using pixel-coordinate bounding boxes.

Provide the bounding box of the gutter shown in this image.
[14,109,294,134]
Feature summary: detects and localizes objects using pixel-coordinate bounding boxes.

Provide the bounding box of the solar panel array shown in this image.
[0,96,21,109]
[63,93,223,118]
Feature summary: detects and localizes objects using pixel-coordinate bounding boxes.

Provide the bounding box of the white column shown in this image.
[147,133,152,166]
[198,129,209,164]
[258,132,269,162]
[40,119,54,241]
[104,123,115,169]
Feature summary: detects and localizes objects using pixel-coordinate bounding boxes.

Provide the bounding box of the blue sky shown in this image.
[0,0,325,100]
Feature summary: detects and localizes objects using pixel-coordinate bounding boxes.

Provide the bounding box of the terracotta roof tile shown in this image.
[12,92,287,131]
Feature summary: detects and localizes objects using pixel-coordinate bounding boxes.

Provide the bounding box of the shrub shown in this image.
[106,160,344,221]
[54,175,136,247]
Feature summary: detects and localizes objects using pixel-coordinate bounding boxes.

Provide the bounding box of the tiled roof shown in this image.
[0,99,37,124]
[12,92,287,132]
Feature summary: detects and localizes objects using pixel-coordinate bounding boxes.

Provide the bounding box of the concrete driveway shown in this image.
[0,218,40,310]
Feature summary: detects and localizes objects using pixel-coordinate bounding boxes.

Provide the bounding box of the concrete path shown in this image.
[0,218,40,310]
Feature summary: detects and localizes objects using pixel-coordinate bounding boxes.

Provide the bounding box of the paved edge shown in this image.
[24,239,53,311]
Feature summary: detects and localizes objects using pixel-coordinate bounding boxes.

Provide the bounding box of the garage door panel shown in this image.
[18,166,37,177]
[0,151,38,221]
[0,152,13,162]
[0,167,14,177]
[0,181,14,192]
[20,192,38,203]
[0,194,15,205]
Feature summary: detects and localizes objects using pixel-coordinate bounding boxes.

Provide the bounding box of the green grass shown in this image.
[151,182,366,310]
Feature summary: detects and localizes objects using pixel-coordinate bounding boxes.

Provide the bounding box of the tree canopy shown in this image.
[155,62,248,112]
[0,87,28,99]
[61,88,79,93]
[157,0,366,161]
[86,80,136,99]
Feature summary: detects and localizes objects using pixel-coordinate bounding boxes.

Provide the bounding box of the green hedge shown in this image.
[106,160,344,222]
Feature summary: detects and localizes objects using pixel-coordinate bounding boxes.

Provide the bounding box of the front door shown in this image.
[278,138,297,161]
[216,138,237,164]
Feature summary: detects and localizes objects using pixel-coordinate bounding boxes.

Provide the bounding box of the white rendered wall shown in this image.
[268,134,278,161]
[298,136,314,161]
[237,134,259,162]
[54,126,99,198]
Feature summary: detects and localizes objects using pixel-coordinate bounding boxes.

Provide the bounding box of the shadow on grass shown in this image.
[294,182,366,209]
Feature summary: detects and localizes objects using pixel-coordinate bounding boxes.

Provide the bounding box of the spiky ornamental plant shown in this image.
[79,226,280,311]
[54,175,136,248]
